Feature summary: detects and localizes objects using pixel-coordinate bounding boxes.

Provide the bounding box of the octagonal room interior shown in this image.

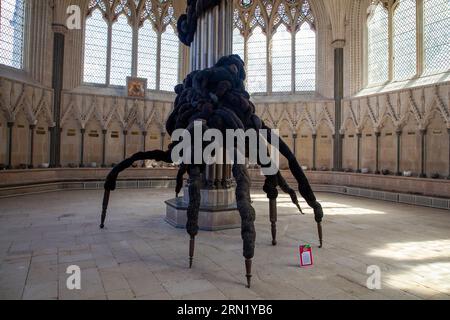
[0,0,449,300]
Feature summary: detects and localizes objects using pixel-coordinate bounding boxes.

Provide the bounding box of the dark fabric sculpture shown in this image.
[177,0,221,46]
[100,54,323,288]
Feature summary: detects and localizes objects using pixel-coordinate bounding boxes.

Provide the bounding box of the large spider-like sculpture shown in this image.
[100,55,323,288]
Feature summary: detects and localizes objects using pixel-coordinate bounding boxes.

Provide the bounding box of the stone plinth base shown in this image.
[165,188,240,231]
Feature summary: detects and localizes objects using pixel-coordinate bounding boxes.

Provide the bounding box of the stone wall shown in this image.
[1,75,449,179]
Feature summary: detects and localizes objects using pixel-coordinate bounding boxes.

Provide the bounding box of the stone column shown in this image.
[166,0,240,231]
[161,132,166,150]
[6,122,14,169]
[123,130,128,159]
[50,24,66,168]
[101,129,107,168]
[356,133,362,173]
[419,129,427,178]
[142,131,147,167]
[375,131,380,174]
[29,124,36,168]
[395,130,402,176]
[79,128,85,167]
[312,134,317,171]
[447,128,450,179]
[333,41,344,171]
[292,133,298,158]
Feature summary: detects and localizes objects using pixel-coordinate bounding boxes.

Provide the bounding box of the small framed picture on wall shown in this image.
[127,77,147,98]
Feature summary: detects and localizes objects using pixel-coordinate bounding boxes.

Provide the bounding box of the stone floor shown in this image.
[0,189,449,300]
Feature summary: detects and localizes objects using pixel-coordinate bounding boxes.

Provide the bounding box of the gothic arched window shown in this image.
[232,28,245,64]
[366,0,449,86]
[367,2,389,85]
[423,0,450,74]
[138,20,158,90]
[295,22,316,91]
[160,25,180,91]
[393,0,417,80]
[110,14,132,86]
[83,0,179,91]
[247,26,267,93]
[0,0,26,69]
[272,24,292,92]
[83,9,108,84]
[232,0,317,94]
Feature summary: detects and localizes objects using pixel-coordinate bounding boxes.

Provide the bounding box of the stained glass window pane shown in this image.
[233,28,245,63]
[247,27,267,93]
[295,22,316,91]
[110,14,132,86]
[393,0,417,80]
[367,4,389,85]
[83,9,108,84]
[160,25,179,91]
[272,24,292,92]
[423,0,450,74]
[138,20,158,90]
[0,0,25,69]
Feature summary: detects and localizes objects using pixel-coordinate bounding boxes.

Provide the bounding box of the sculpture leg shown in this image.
[186,165,201,268]
[269,198,277,246]
[263,175,278,246]
[101,150,171,228]
[232,164,256,288]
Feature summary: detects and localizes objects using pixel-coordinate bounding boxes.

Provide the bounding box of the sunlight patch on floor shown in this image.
[368,240,450,261]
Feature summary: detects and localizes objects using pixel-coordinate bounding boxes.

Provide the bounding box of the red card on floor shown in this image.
[299,244,313,267]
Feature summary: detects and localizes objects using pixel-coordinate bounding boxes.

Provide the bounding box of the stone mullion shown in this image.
[266,31,272,93]
[106,21,113,86]
[291,28,296,93]
[388,3,394,81]
[156,31,162,90]
[131,20,139,77]
[416,0,424,76]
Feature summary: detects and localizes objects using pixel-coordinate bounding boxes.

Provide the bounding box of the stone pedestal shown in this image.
[165,187,240,231]
[164,0,239,231]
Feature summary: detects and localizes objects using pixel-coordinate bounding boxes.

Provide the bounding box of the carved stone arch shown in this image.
[12,112,29,166]
[379,115,396,172]
[279,118,293,169]
[425,109,449,176]
[360,115,376,171]
[400,111,421,174]
[0,109,7,165]
[296,118,313,169]
[316,118,333,170]
[35,96,55,128]
[34,111,50,166]
[84,117,103,164]
[61,116,81,167]
[106,116,125,165]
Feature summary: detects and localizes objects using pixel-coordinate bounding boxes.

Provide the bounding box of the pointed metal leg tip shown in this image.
[246,276,252,288]
[272,240,277,246]
[100,224,104,229]
[245,259,252,288]
[189,258,193,268]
